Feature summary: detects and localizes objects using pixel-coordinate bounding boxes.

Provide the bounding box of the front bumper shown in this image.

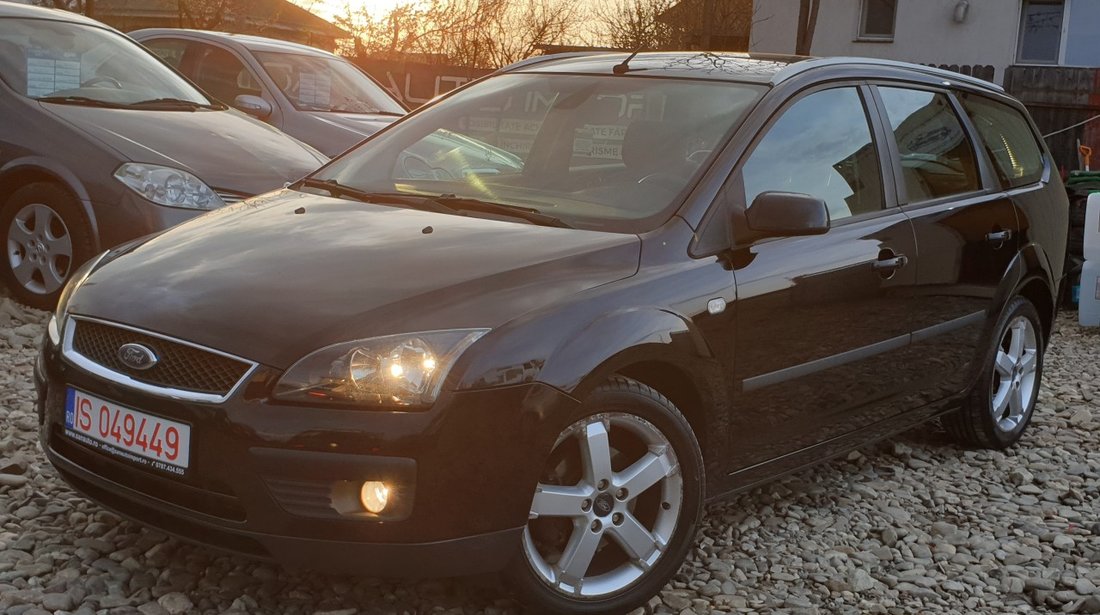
[35,322,578,577]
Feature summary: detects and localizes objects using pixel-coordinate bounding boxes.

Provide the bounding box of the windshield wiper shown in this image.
[37,96,127,108]
[295,180,572,228]
[126,98,221,110]
[432,194,572,228]
[295,179,459,214]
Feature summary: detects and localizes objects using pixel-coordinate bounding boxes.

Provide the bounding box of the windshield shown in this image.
[0,17,213,106]
[255,51,405,115]
[311,73,764,233]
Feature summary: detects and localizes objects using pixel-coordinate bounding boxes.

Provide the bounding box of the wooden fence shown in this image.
[1003,66,1100,173]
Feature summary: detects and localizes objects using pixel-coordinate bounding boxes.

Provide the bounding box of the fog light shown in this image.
[360,481,390,513]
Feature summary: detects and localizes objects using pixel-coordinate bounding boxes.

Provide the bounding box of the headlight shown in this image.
[54,251,108,338]
[114,163,225,210]
[273,329,488,407]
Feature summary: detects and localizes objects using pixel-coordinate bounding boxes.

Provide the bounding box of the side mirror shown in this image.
[745,191,830,238]
[233,94,273,120]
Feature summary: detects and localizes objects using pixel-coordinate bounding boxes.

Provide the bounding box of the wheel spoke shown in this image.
[1019,349,1037,376]
[994,350,1014,377]
[530,484,593,519]
[1009,384,1024,417]
[609,512,660,562]
[43,234,73,259]
[1007,321,1025,361]
[41,260,67,293]
[8,220,34,247]
[11,256,38,286]
[557,522,602,586]
[992,382,1011,419]
[32,205,53,236]
[615,449,676,498]
[580,421,613,486]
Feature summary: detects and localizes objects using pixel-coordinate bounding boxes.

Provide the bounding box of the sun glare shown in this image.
[302,0,407,21]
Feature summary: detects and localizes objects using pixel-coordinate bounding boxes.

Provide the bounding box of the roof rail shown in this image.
[494,51,622,75]
[771,57,1005,93]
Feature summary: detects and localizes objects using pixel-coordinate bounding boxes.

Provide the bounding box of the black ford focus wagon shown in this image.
[36,53,1068,614]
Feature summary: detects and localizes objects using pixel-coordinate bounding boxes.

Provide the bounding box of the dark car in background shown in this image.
[37,53,1067,614]
[0,4,327,307]
[131,29,407,157]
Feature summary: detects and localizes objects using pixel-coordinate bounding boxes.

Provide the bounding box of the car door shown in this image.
[869,85,1020,399]
[723,84,924,471]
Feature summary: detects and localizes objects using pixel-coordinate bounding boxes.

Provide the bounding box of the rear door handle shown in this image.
[872,255,909,271]
[986,230,1013,243]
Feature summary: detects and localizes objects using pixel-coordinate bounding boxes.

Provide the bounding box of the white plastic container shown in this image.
[1086,193,1100,261]
[1082,194,1100,326]
[1080,259,1100,327]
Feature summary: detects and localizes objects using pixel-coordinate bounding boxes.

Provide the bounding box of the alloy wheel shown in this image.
[523,412,683,599]
[990,315,1038,433]
[6,203,73,295]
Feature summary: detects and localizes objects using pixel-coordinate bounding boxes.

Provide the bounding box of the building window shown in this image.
[859,0,898,40]
[1018,0,1065,63]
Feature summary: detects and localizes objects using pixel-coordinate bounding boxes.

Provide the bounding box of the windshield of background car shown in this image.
[312,73,765,232]
[0,18,212,106]
[255,51,405,115]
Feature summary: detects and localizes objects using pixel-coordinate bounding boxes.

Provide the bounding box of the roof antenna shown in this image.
[613,46,644,75]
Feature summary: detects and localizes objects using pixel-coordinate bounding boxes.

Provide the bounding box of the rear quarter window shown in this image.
[959,94,1045,188]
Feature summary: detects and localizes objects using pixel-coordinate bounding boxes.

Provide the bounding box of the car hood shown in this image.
[69,190,641,368]
[41,104,327,195]
[296,112,399,157]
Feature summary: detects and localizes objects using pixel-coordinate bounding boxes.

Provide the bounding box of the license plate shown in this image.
[64,388,190,476]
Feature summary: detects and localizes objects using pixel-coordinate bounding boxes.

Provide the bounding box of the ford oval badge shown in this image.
[118,343,158,371]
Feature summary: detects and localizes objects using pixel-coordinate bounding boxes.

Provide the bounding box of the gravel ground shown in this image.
[0,296,1097,615]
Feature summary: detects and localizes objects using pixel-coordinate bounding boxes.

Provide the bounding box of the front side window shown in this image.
[960,94,1044,188]
[878,87,981,203]
[860,0,898,39]
[742,87,884,222]
[189,42,260,104]
[254,51,404,115]
[0,18,212,106]
[143,38,187,69]
[311,73,765,233]
[1018,0,1065,63]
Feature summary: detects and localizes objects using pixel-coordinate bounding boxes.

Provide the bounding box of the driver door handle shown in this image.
[872,255,909,271]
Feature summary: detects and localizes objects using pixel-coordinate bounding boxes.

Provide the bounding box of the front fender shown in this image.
[456,307,713,396]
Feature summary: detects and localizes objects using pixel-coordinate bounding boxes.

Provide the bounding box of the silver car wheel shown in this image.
[990,315,1038,433]
[522,412,683,599]
[7,202,74,295]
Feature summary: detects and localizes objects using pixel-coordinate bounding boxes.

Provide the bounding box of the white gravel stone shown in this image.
[0,294,1097,614]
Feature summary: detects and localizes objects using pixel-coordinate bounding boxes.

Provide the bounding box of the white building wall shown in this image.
[750,0,1023,83]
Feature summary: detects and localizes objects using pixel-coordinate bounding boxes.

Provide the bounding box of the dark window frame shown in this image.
[866,82,998,209]
[1016,0,1066,64]
[858,0,898,41]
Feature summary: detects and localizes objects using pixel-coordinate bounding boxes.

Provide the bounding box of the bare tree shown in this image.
[594,0,675,50]
[339,0,582,68]
[33,0,94,17]
[794,0,820,55]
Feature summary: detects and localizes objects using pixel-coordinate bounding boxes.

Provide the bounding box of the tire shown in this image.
[945,297,1044,449]
[507,376,704,615]
[0,183,94,309]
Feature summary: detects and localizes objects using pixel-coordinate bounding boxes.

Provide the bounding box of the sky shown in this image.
[299,0,406,21]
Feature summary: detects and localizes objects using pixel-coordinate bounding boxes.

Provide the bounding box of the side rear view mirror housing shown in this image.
[745,191,830,238]
[234,94,273,120]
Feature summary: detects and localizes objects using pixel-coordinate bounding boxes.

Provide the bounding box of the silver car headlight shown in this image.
[114,163,225,210]
[273,329,489,407]
[53,251,108,342]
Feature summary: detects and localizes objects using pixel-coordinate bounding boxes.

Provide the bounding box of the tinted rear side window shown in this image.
[878,87,981,203]
[959,94,1044,188]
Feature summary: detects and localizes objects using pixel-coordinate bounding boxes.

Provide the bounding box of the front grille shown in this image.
[215,190,248,205]
[70,319,252,396]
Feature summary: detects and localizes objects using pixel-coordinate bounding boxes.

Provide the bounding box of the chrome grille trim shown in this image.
[61,316,258,404]
[215,190,248,205]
